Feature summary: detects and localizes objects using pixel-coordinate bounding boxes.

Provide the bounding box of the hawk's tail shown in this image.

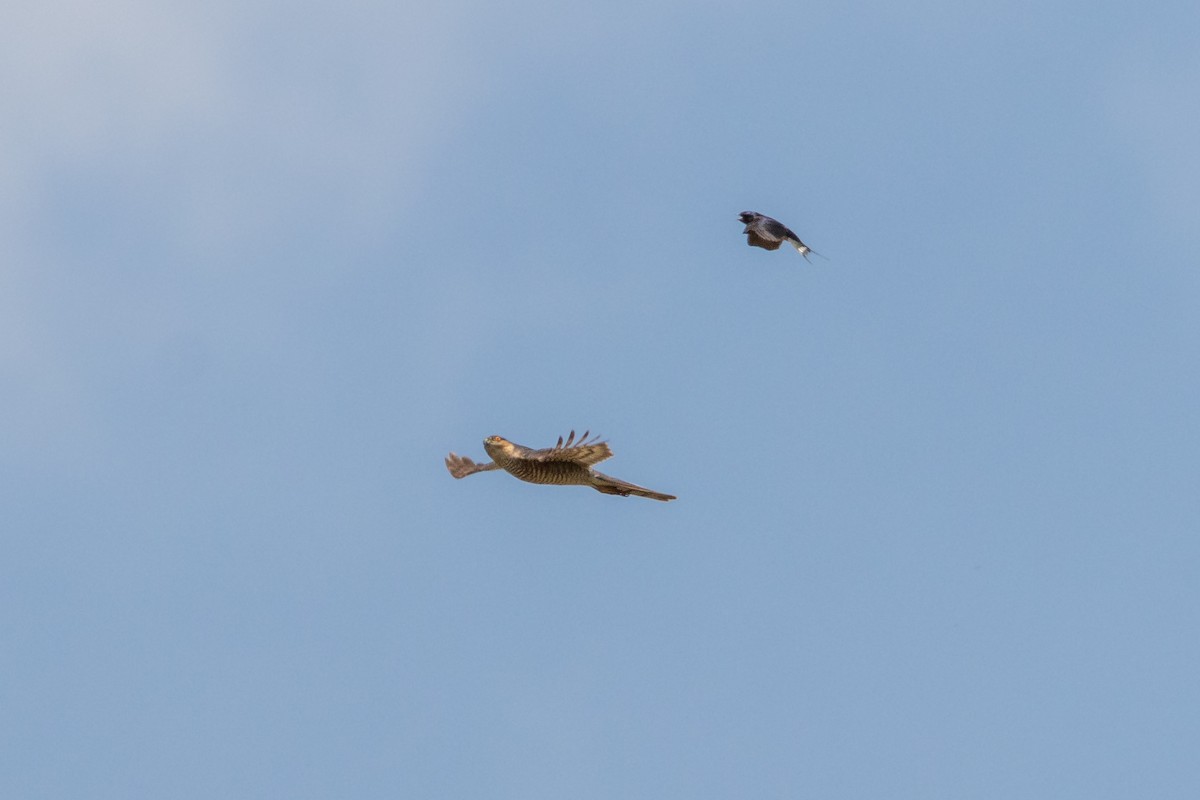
[592,471,676,502]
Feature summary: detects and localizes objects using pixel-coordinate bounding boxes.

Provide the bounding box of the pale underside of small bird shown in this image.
[445,430,676,502]
[738,211,818,262]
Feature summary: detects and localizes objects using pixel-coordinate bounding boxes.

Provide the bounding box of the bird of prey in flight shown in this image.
[445,430,676,502]
[738,211,819,261]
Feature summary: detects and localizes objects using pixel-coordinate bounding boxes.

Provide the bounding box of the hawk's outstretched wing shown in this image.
[528,430,613,467]
[445,452,501,479]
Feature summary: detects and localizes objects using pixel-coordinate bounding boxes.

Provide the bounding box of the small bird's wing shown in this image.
[759,216,802,243]
[745,229,783,250]
[445,452,501,479]
[529,430,614,466]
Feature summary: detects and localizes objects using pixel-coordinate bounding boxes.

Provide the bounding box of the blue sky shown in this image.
[3,1,1198,797]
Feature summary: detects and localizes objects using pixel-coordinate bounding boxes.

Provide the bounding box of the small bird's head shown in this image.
[738,211,758,224]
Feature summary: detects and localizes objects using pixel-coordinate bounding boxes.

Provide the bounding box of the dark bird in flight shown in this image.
[738,211,818,261]
[445,430,676,502]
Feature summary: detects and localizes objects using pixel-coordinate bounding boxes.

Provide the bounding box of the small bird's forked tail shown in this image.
[790,241,825,262]
[592,471,676,502]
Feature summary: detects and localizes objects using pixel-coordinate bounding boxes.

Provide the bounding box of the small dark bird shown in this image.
[738,211,818,261]
[445,430,676,502]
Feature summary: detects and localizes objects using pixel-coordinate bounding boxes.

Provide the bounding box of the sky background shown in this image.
[3,1,1198,797]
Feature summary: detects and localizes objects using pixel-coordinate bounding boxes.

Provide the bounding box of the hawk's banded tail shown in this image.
[592,471,676,502]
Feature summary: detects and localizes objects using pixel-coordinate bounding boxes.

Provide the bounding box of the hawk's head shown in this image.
[738,211,759,224]
[483,435,514,458]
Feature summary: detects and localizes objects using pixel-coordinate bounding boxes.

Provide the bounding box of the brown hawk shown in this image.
[738,211,819,261]
[445,430,676,502]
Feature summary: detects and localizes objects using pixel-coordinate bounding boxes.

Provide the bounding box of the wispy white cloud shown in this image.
[1107,49,1200,252]
[1,1,492,260]
[0,1,492,456]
